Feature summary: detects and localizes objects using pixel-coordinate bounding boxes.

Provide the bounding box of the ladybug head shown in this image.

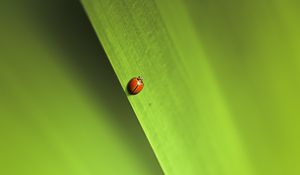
[138,76,143,80]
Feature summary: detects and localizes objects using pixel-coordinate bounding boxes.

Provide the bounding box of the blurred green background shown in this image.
[0,1,162,175]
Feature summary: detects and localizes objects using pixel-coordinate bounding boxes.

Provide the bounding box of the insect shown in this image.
[127,76,144,95]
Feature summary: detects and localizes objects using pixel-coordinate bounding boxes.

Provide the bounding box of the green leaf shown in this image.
[82,0,300,174]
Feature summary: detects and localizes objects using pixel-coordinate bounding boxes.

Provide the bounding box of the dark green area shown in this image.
[0,1,162,174]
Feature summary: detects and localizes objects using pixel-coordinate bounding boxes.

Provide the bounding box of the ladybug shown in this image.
[127,76,144,95]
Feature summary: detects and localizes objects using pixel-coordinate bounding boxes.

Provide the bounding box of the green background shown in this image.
[0,1,162,175]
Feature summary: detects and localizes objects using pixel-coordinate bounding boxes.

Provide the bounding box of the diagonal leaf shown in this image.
[82,0,300,174]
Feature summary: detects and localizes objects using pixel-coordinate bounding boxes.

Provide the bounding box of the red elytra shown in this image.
[127,76,144,95]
